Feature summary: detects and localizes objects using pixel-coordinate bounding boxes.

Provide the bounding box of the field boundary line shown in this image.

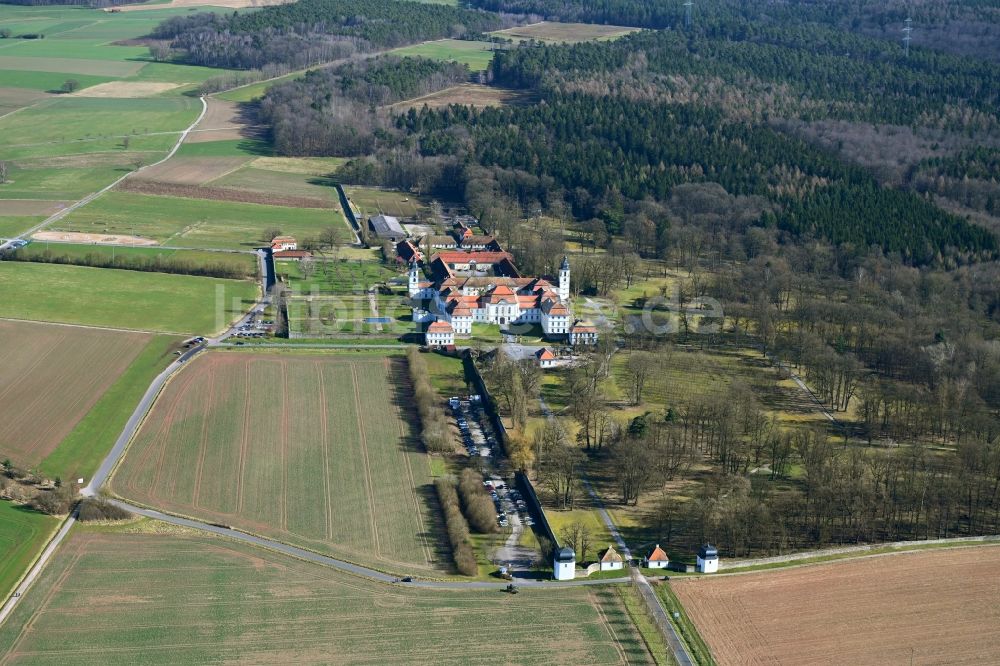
[351,362,382,559]
[589,590,630,665]
[316,365,334,541]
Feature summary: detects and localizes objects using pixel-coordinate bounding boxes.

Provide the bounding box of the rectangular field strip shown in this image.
[112,352,442,573]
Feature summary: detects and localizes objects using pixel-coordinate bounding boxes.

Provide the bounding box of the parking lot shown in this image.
[449,396,537,568]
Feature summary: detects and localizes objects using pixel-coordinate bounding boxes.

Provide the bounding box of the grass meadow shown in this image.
[389,39,497,71]
[53,191,351,250]
[0,262,257,333]
[112,351,447,574]
[0,501,58,605]
[0,319,151,471]
[0,527,654,664]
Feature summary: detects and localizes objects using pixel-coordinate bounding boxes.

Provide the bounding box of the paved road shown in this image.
[632,569,695,666]
[0,507,77,626]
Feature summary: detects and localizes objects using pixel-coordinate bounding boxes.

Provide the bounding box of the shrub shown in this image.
[32,485,75,515]
[78,498,133,522]
[435,478,477,576]
[458,468,498,534]
[407,347,454,453]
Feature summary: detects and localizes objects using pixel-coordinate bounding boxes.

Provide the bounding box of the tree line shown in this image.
[1,247,253,280]
[150,0,502,69]
[259,56,469,156]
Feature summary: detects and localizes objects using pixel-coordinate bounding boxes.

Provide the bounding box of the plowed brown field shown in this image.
[673,546,1000,665]
[0,320,150,469]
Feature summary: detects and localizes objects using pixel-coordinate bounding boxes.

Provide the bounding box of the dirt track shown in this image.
[674,546,1000,665]
[32,230,158,246]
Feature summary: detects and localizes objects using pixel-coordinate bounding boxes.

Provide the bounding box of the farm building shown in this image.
[598,545,624,572]
[369,214,406,242]
[395,240,421,264]
[696,544,719,573]
[645,544,669,569]
[535,348,556,368]
[553,546,576,581]
[271,236,297,251]
[425,320,454,347]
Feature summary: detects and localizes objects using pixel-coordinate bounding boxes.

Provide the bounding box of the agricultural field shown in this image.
[111,351,445,574]
[0,501,58,605]
[392,83,536,110]
[390,39,497,71]
[0,319,150,471]
[0,527,653,664]
[673,546,1000,665]
[52,191,351,250]
[345,186,429,219]
[0,262,257,333]
[0,217,46,240]
[491,21,640,43]
[37,334,180,482]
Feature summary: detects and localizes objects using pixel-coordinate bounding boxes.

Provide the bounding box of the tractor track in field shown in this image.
[191,370,216,509]
[235,361,252,514]
[280,361,289,533]
[351,363,382,560]
[316,366,334,542]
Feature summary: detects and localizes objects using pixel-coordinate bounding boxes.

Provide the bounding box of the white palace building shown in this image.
[410,253,595,347]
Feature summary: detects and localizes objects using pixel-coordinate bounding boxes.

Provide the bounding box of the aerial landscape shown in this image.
[1,0,999,663]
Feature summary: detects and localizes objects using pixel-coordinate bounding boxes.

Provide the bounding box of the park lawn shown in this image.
[15,242,258,277]
[423,351,467,396]
[0,262,257,333]
[0,97,199,151]
[37,334,180,482]
[0,526,653,664]
[390,39,495,71]
[54,192,351,250]
[277,256,397,293]
[175,138,273,157]
[111,352,446,574]
[0,501,59,605]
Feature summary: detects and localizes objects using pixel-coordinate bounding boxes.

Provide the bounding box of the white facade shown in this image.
[645,545,669,569]
[425,323,454,347]
[553,547,576,581]
[558,256,570,302]
[696,545,719,573]
[600,559,624,572]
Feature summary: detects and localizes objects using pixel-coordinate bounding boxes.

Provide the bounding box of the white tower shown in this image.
[696,543,719,573]
[553,546,575,581]
[408,258,420,298]
[558,256,570,302]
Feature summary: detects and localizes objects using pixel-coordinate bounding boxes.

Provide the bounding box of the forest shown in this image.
[395,96,996,263]
[150,0,503,69]
[259,56,469,155]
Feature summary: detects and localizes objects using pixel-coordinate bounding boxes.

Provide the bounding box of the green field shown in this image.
[209,166,340,202]
[0,527,653,664]
[53,191,351,250]
[174,138,273,158]
[0,216,44,238]
[38,334,181,482]
[278,257,398,293]
[0,262,257,333]
[112,351,445,574]
[0,97,199,152]
[390,39,496,71]
[215,70,309,103]
[0,501,58,605]
[345,186,429,219]
[14,242,258,277]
